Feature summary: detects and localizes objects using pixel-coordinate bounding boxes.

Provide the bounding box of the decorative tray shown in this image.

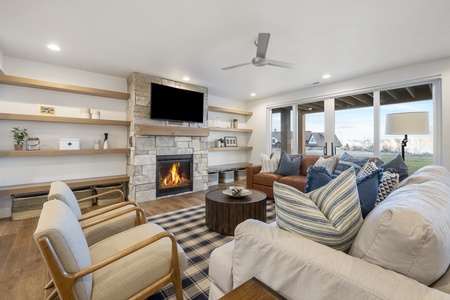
[222,187,252,199]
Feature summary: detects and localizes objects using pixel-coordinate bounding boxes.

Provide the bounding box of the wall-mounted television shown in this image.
[150,82,205,123]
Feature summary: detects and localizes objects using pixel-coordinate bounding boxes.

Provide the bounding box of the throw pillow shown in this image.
[275,151,302,176]
[260,153,279,173]
[359,161,379,176]
[380,154,408,181]
[314,156,338,174]
[274,167,363,252]
[334,152,369,176]
[376,171,399,204]
[305,166,382,218]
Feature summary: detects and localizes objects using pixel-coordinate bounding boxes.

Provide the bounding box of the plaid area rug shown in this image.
[147,199,276,300]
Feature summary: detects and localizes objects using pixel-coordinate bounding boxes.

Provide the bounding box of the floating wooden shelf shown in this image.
[0,149,129,157]
[209,127,252,133]
[208,162,252,172]
[0,113,130,126]
[135,124,209,136]
[0,75,130,100]
[0,175,130,196]
[208,146,253,151]
[208,106,252,116]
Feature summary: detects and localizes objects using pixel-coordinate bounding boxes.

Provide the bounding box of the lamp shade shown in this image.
[385,112,429,135]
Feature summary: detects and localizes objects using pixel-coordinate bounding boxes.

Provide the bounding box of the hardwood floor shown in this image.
[0,181,241,300]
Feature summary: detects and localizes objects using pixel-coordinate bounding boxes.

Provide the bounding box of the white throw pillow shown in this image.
[314,156,338,174]
[260,153,279,173]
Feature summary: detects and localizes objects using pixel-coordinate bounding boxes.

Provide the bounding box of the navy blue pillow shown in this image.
[334,152,369,176]
[380,154,408,182]
[306,166,382,218]
[275,151,302,176]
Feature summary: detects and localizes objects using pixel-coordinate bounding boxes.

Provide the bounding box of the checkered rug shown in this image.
[146,199,276,300]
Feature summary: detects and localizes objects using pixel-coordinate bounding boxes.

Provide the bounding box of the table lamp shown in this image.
[385,112,429,160]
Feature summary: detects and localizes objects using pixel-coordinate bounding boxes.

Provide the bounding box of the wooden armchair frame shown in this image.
[38,230,183,300]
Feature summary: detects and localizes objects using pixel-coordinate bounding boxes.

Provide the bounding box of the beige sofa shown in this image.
[209,165,450,300]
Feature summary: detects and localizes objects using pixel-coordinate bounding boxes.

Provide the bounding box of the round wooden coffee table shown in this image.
[205,188,267,235]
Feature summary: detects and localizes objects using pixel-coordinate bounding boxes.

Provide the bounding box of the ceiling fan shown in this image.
[221,33,295,71]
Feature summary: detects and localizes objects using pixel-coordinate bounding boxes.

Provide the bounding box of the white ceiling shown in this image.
[1,0,450,101]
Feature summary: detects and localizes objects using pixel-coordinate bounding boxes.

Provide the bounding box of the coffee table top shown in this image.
[206,188,266,204]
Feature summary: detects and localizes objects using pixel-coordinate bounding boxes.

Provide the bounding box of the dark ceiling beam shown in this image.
[405,87,415,98]
[386,90,399,100]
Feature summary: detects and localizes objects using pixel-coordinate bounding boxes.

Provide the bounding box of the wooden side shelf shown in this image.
[209,127,252,133]
[0,113,130,126]
[0,149,129,157]
[208,162,252,171]
[208,106,252,116]
[0,175,130,196]
[135,124,209,137]
[0,75,130,100]
[208,147,253,151]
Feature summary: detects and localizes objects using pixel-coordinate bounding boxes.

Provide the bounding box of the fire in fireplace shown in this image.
[156,154,193,197]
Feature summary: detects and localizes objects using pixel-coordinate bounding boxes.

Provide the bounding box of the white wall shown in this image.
[245,57,450,170]
[0,48,4,73]
[207,94,252,168]
[0,56,128,218]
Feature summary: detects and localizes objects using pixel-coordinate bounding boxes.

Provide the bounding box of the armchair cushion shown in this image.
[34,200,92,300]
[274,167,363,251]
[89,223,188,299]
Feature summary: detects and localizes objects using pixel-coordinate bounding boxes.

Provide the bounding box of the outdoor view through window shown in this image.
[271,83,434,174]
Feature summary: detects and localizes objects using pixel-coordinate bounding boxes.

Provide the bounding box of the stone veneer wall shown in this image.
[127,72,209,203]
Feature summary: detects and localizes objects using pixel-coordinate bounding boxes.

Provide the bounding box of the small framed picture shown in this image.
[224,136,237,147]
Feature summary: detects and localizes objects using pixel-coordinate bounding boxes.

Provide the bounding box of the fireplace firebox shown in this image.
[156,154,193,197]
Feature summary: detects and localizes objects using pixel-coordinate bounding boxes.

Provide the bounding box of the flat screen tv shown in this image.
[150,82,205,123]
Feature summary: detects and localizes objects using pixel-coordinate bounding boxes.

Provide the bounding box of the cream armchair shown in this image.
[48,181,147,246]
[34,200,188,300]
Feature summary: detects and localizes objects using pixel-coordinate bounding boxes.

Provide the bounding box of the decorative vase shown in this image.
[14,144,23,151]
[103,133,109,149]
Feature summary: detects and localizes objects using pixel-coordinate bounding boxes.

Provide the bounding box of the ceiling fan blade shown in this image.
[267,59,295,69]
[256,33,270,58]
[221,62,252,71]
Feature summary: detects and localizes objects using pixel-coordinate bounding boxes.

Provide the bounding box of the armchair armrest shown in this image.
[79,203,147,227]
[77,189,125,204]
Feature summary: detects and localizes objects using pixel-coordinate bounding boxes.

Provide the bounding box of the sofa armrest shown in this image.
[233,219,449,300]
[246,165,262,189]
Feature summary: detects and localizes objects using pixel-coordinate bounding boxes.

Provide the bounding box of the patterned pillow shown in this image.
[260,153,279,173]
[380,154,408,181]
[314,156,338,174]
[334,152,369,176]
[305,165,382,218]
[358,161,379,176]
[275,151,302,176]
[274,167,363,252]
[376,171,400,204]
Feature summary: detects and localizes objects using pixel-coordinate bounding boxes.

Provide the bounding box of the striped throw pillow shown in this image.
[274,167,363,252]
[260,153,279,173]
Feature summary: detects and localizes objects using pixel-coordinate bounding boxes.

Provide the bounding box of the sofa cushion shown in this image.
[274,167,363,251]
[349,180,450,286]
[275,151,302,176]
[398,165,450,188]
[314,156,338,174]
[278,176,308,193]
[305,166,382,218]
[380,154,409,181]
[299,155,324,176]
[260,153,279,173]
[334,152,369,176]
[253,172,283,187]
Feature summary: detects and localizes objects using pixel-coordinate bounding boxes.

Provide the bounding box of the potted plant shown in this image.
[11,127,28,150]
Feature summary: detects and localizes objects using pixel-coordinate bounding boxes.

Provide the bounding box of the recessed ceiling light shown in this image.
[47,44,61,51]
[182,76,190,81]
[322,74,331,79]
[250,93,256,97]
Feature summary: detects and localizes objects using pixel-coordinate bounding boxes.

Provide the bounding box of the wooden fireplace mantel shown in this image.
[135,124,210,137]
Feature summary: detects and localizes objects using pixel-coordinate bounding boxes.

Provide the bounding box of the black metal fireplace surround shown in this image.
[156,154,193,197]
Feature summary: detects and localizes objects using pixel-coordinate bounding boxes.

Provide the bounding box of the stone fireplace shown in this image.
[126,72,209,203]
